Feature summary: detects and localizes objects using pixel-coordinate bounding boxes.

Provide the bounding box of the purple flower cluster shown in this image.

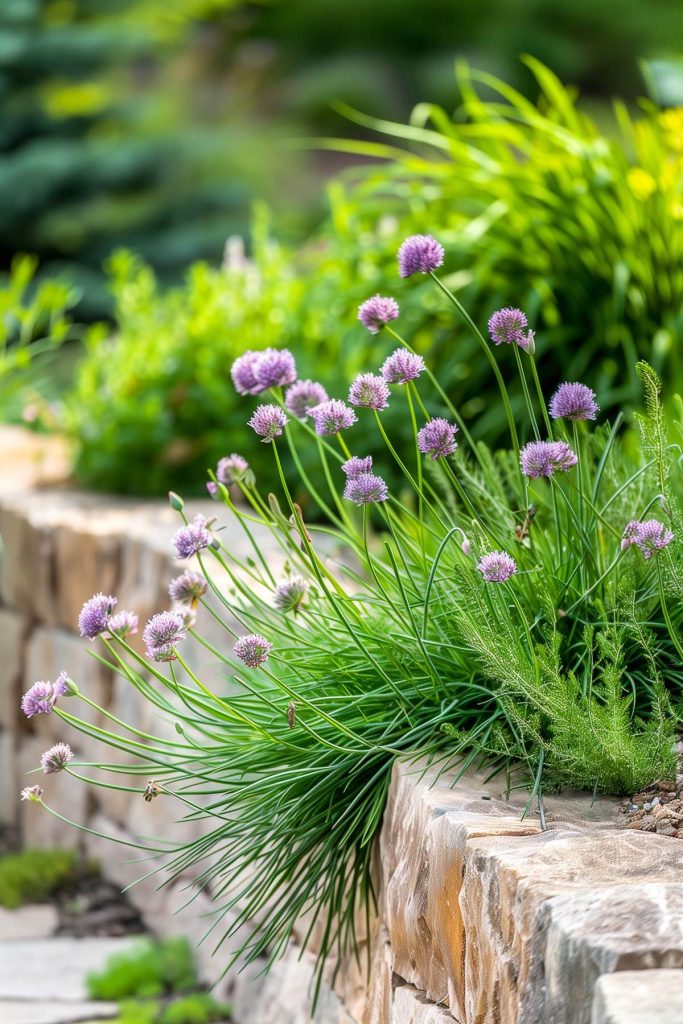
[231,349,297,395]
[285,379,329,418]
[217,454,250,486]
[417,418,458,460]
[41,742,74,774]
[105,611,138,640]
[248,404,288,442]
[348,373,390,411]
[21,672,69,718]
[169,570,207,606]
[549,382,599,421]
[357,294,399,333]
[343,473,389,506]
[308,399,357,436]
[520,440,578,479]
[273,575,308,614]
[381,348,425,384]
[173,515,214,558]
[21,785,43,803]
[341,456,373,477]
[487,308,534,352]
[477,551,517,583]
[398,235,444,278]
[621,519,674,560]
[79,593,116,639]
[143,611,186,662]
[234,633,272,668]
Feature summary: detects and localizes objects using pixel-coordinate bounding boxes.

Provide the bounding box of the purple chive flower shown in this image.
[248,404,288,442]
[461,537,472,556]
[273,575,308,614]
[398,235,445,278]
[358,294,399,333]
[79,593,116,639]
[21,785,44,803]
[253,348,297,390]
[230,351,262,396]
[341,456,373,478]
[348,373,390,411]
[217,454,250,486]
[206,482,218,498]
[285,379,329,418]
[549,382,599,421]
[417,418,459,460]
[308,399,357,436]
[52,671,70,697]
[40,742,74,775]
[169,570,207,606]
[381,348,425,385]
[105,611,139,640]
[621,519,674,560]
[143,611,186,662]
[234,633,272,668]
[520,440,578,479]
[343,473,389,505]
[477,551,517,583]
[21,681,57,718]
[173,515,213,559]
[488,308,535,352]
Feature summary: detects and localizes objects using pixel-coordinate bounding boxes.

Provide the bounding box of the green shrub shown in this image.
[0,849,80,908]
[87,938,198,1000]
[160,994,232,1024]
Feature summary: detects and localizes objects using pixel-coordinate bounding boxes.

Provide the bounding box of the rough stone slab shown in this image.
[0,1000,118,1024]
[392,985,458,1024]
[0,608,27,729]
[591,969,683,1023]
[0,905,58,940]
[0,937,138,1000]
[0,999,117,1024]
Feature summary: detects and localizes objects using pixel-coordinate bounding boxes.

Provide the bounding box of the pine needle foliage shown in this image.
[33,261,683,990]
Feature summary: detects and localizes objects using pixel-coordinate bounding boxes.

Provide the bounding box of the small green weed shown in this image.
[87,937,198,1000]
[0,849,81,908]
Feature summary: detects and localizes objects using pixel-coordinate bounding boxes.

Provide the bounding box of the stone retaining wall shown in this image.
[1,429,682,1024]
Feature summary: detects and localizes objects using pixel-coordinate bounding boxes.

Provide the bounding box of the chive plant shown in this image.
[21,234,683,987]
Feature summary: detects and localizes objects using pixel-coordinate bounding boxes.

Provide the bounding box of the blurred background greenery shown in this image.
[2,0,683,496]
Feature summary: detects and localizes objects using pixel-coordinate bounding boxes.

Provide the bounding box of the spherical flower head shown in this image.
[549,382,599,421]
[217,454,250,486]
[173,515,213,559]
[21,681,56,718]
[520,440,578,479]
[398,235,444,277]
[285,379,329,419]
[253,348,297,390]
[621,519,674,560]
[341,456,373,479]
[348,373,390,411]
[417,418,458,460]
[169,570,207,607]
[143,611,186,662]
[248,404,288,442]
[230,350,262,396]
[21,785,43,803]
[234,633,272,668]
[40,742,74,775]
[381,348,425,385]
[358,294,399,334]
[79,593,116,639]
[477,551,517,583]
[105,610,138,640]
[488,308,535,352]
[51,671,70,697]
[343,473,389,506]
[273,575,308,614]
[309,399,357,436]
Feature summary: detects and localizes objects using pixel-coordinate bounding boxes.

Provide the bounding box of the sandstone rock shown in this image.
[0,999,119,1023]
[0,426,69,495]
[591,969,683,1023]
[392,985,457,1024]
[0,936,137,1000]
[0,728,17,826]
[0,608,27,728]
[0,905,58,941]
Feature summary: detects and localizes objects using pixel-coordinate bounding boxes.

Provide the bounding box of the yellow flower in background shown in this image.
[42,81,110,119]
[660,108,683,153]
[627,168,657,200]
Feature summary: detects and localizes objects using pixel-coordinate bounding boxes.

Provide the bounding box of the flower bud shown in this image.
[168,491,185,512]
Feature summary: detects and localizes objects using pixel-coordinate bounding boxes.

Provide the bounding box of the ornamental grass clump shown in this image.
[24,233,683,988]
